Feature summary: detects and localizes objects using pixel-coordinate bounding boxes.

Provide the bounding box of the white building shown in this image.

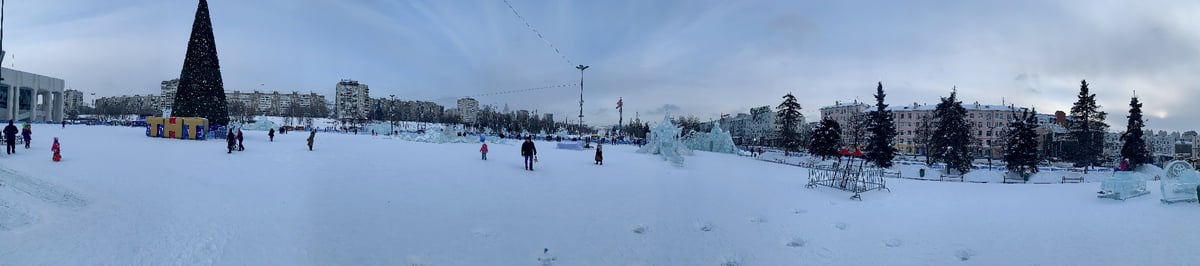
[159,79,179,110]
[64,89,85,114]
[457,97,479,124]
[713,105,804,146]
[95,94,161,116]
[1,67,65,122]
[225,90,326,116]
[335,79,370,120]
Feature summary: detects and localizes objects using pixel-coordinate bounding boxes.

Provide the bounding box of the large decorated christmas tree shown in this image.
[172,0,229,126]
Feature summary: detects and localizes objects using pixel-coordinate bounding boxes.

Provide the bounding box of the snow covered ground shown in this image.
[2,125,1199,265]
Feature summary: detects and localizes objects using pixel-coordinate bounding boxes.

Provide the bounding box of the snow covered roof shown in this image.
[885,103,1029,112]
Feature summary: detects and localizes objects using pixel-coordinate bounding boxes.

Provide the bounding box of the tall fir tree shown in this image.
[1119,96,1150,167]
[776,93,804,153]
[810,118,842,160]
[1004,108,1041,179]
[930,88,974,174]
[1066,80,1108,173]
[173,0,230,126]
[865,82,898,168]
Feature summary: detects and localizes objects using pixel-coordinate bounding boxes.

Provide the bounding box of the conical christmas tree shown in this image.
[173,0,229,126]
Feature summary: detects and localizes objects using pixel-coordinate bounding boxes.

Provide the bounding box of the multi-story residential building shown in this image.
[64,89,85,114]
[335,79,370,120]
[712,105,805,146]
[159,79,179,109]
[457,97,479,124]
[818,101,870,145]
[225,90,327,116]
[1194,137,1199,160]
[95,94,161,116]
[823,100,1028,158]
[543,113,553,124]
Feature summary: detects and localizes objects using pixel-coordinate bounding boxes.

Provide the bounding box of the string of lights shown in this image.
[502,0,574,67]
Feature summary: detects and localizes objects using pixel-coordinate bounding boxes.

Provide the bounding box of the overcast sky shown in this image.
[7,0,1199,131]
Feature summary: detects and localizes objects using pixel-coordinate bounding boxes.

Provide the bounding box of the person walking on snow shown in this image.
[480,142,489,160]
[61,120,66,128]
[306,131,316,151]
[521,136,537,171]
[1118,158,1130,171]
[269,128,275,142]
[3,121,17,154]
[21,123,32,149]
[236,129,245,151]
[595,143,604,165]
[226,129,236,154]
[51,137,61,162]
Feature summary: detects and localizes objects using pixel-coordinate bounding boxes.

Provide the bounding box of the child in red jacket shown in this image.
[51,137,61,162]
[480,142,489,160]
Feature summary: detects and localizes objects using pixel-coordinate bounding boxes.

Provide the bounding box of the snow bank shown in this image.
[1,125,1198,265]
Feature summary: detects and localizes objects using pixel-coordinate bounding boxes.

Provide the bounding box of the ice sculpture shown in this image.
[1098,170,1149,201]
[239,116,278,131]
[636,114,692,166]
[1160,160,1200,204]
[683,120,738,154]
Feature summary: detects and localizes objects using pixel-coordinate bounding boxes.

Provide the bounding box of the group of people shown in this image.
[1,120,61,161]
[747,146,765,157]
[226,129,245,154]
[227,127,318,153]
[479,136,604,171]
[3,120,33,154]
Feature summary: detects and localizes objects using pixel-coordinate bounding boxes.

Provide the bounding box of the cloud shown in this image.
[10,0,1200,132]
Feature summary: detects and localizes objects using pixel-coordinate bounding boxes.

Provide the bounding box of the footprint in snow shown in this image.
[955,248,976,261]
[720,256,743,266]
[695,222,714,232]
[791,209,808,215]
[786,237,806,247]
[884,239,903,248]
[631,225,649,234]
[749,216,767,224]
[471,228,494,238]
[834,222,847,230]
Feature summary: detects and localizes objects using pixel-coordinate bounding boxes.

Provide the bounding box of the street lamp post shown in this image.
[576,64,588,134]
[389,94,395,135]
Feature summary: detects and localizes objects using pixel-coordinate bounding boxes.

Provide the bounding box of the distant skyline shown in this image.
[6,0,1199,131]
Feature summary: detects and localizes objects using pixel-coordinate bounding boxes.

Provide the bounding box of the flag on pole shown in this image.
[616,98,623,109]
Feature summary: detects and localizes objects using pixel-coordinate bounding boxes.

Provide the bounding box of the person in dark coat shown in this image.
[307,131,316,151]
[226,129,236,154]
[269,128,275,142]
[521,136,537,171]
[62,121,66,128]
[236,129,245,151]
[3,121,16,154]
[595,143,604,165]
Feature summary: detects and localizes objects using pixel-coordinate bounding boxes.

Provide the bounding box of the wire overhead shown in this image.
[503,0,574,67]
[460,83,578,99]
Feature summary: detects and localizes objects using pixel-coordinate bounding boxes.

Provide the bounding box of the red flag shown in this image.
[616,98,623,109]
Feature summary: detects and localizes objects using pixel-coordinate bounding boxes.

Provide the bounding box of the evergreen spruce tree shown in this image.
[1066,80,1108,173]
[810,118,842,160]
[1119,96,1150,167]
[1003,109,1041,179]
[776,93,804,154]
[930,89,974,174]
[173,0,230,126]
[865,82,898,168]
